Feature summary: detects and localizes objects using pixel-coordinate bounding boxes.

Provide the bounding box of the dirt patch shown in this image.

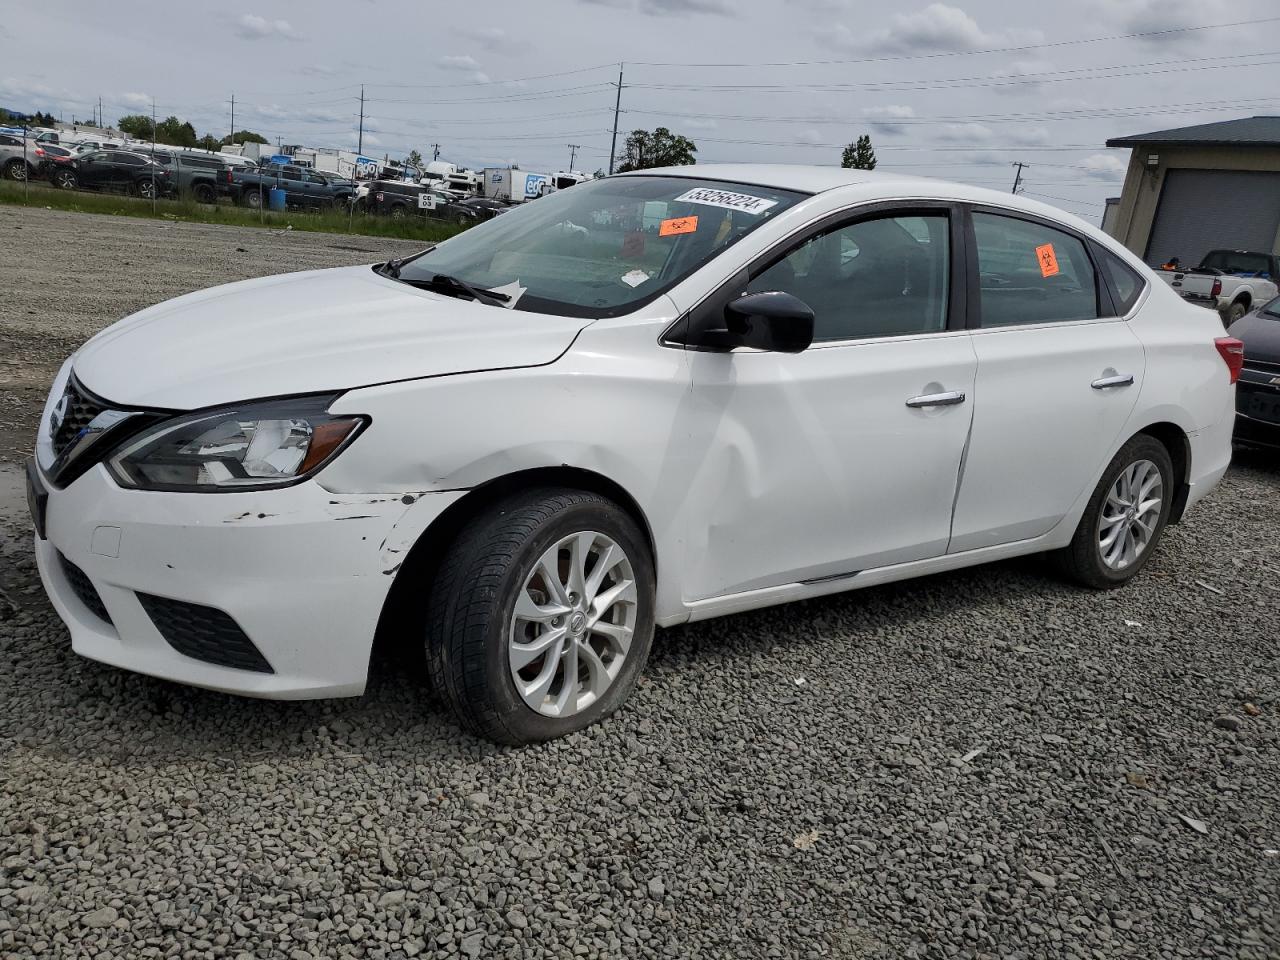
[0,205,425,461]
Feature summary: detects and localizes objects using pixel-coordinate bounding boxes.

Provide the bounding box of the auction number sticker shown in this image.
[673,188,778,215]
[1036,243,1060,278]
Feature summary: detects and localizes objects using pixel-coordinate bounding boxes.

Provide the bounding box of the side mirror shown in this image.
[720,291,815,353]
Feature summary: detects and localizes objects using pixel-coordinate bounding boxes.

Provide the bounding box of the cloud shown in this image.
[1097,0,1231,45]
[119,91,152,109]
[437,55,490,83]
[861,104,916,135]
[834,3,1041,54]
[797,128,825,145]
[233,13,299,41]
[935,122,993,143]
[582,0,732,13]
[455,26,527,54]
[1080,153,1128,179]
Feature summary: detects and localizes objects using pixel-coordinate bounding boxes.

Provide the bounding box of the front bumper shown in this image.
[32,461,462,698]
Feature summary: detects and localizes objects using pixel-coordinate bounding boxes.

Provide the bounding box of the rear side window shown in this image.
[972,213,1098,326]
[1096,248,1145,315]
[116,154,146,166]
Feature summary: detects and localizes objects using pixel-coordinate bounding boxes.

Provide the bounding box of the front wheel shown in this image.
[4,159,27,181]
[426,489,656,744]
[52,169,77,190]
[1053,434,1174,589]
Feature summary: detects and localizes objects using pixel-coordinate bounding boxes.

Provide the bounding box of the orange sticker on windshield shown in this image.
[659,215,699,237]
[1036,243,1060,278]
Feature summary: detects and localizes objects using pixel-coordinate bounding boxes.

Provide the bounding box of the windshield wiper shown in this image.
[396,272,511,307]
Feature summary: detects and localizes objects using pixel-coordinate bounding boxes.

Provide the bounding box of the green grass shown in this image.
[0,179,468,243]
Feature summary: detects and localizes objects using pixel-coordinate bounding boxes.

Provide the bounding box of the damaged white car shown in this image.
[28,165,1238,743]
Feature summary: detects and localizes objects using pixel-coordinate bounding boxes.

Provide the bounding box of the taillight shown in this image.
[226,170,233,183]
[1215,337,1244,384]
[1210,278,1222,298]
[34,147,45,157]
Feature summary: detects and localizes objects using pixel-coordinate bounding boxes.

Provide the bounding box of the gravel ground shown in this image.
[1,207,1278,960]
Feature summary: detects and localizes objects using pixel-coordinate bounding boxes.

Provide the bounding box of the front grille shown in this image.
[1244,359,1280,374]
[58,553,112,625]
[50,379,106,459]
[137,594,274,673]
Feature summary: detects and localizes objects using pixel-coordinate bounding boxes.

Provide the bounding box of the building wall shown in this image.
[1107,145,1280,258]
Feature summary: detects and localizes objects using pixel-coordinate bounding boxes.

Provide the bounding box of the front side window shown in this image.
[745,214,951,341]
[394,176,805,318]
[972,212,1098,326]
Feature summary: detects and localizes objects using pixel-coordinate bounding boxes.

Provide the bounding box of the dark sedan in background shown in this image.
[1230,295,1280,449]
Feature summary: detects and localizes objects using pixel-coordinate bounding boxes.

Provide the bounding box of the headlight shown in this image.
[106,395,366,492]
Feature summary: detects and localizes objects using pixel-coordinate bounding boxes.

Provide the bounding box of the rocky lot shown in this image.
[1,206,1278,959]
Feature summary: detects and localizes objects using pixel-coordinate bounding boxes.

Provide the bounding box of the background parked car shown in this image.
[228,163,354,209]
[50,149,174,199]
[1228,294,1280,449]
[358,179,451,219]
[137,148,232,203]
[0,134,37,180]
[32,143,74,180]
[455,196,511,221]
[1158,249,1280,325]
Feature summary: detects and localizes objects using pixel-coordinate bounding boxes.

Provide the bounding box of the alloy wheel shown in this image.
[508,531,637,718]
[1096,459,1163,571]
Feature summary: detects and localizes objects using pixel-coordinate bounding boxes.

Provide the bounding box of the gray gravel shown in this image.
[2,207,1279,959]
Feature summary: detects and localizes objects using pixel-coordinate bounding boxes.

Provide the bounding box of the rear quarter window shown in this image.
[1096,248,1146,315]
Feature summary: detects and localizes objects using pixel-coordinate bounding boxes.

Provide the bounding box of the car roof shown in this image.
[624,164,1100,234]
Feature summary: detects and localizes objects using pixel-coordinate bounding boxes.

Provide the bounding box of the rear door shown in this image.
[948,208,1145,552]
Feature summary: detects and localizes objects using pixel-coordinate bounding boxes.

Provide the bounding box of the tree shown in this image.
[195,134,222,152]
[841,134,877,170]
[405,149,423,171]
[616,127,696,172]
[156,116,198,148]
[222,130,268,146]
[118,115,155,140]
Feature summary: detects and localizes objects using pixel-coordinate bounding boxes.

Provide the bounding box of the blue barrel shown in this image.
[268,187,287,211]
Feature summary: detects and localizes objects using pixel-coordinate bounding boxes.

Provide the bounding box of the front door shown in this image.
[682,209,977,601]
[949,210,1146,552]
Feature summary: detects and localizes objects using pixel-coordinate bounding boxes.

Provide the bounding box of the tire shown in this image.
[426,488,656,744]
[455,214,469,227]
[4,158,27,181]
[1053,434,1175,589]
[191,182,216,204]
[243,189,263,209]
[1225,300,1249,326]
[135,179,158,200]
[389,203,406,220]
[52,169,77,190]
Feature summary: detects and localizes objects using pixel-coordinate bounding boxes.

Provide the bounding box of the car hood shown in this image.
[1232,309,1280,367]
[72,266,591,409]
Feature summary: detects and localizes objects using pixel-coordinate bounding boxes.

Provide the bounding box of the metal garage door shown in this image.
[1145,169,1280,268]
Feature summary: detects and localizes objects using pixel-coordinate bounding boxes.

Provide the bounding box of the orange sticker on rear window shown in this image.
[1036,243,1060,278]
[659,215,698,237]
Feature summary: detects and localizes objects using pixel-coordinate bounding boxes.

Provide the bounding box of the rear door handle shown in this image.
[905,391,966,408]
[1091,374,1135,390]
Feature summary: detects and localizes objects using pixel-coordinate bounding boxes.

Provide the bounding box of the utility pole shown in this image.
[607,63,624,175]
[567,143,580,170]
[431,143,441,161]
[357,84,365,155]
[228,94,235,145]
[1010,161,1028,195]
[98,97,103,129]
[150,97,158,214]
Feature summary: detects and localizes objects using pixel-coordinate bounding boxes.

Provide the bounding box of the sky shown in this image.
[3,0,1279,223]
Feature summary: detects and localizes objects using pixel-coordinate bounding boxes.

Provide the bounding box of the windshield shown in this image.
[1200,251,1273,275]
[392,175,807,317]
[1262,296,1280,319]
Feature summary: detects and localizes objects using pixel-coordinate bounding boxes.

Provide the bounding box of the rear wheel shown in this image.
[1054,434,1174,589]
[426,489,655,744]
[52,169,77,190]
[389,203,407,220]
[243,188,262,209]
[135,179,158,200]
[1225,300,1249,326]
[191,182,216,204]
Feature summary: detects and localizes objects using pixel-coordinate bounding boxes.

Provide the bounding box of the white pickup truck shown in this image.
[1157,249,1279,325]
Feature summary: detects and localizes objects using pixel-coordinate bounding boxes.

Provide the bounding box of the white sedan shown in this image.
[28,165,1239,743]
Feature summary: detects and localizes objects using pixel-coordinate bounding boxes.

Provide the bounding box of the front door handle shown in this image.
[906,391,966,408]
[1091,374,1135,390]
